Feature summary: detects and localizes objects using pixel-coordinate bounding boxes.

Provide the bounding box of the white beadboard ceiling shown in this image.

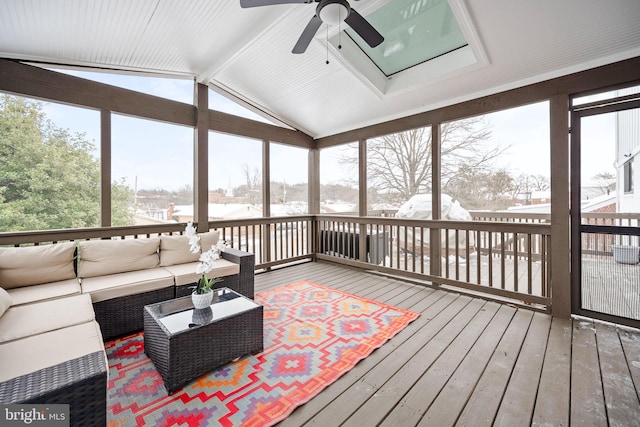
[1,0,639,138]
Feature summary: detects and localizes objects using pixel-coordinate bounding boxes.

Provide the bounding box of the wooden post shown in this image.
[262,140,271,218]
[263,140,272,266]
[551,95,571,318]
[100,110,111,227]
[358,140,368,262]
[359,139,367,216]
[430,123,442,281]
[308,147,320,214]
[309,146,320,259]
[194,83,209,231]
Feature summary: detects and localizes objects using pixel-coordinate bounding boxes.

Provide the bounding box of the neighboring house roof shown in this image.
[506,192,616,214]
[581,192,617,212]
[172,203,314,219]
[320,203,357,214]
[133,214,174,225]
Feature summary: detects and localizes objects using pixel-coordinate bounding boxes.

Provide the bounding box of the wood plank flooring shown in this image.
[254,260,640,427]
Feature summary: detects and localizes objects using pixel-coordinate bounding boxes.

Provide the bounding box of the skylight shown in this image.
[345,0,468,77]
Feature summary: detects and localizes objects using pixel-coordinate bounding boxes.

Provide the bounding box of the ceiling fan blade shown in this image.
[344,9,384,48]
[240,0,312,8]
[292,15,323,54]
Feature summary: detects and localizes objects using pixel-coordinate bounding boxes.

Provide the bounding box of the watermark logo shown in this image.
[0,405,69,426]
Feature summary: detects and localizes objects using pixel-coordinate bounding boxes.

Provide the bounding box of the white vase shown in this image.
[191,291,214,309]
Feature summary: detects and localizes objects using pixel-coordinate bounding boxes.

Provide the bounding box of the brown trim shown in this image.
[194,83,209,229]
[358,140,367,216]
[0,58,313,147]
[0,59,195,126]
[308,148,320,214]
[262,140,272,265]
[315,56,640,148]
[262,140,271,217]
[573,98,640,117]
[208,109,312,147]
[100,110,111,227]
[430,123,442,279]
[550,95,571,318]
[570,110,582,319]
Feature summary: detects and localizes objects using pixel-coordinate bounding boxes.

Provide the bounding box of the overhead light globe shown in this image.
[318,0,349,26]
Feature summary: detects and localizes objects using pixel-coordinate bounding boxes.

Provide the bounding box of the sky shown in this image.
[38,69,614,192]
[40,69,313,191]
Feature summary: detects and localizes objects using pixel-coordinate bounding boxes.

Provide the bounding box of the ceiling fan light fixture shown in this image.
[318,1,349,26]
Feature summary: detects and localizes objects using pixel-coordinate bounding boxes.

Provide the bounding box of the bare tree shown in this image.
[592,171,616,195]
[445,164,516,209]
[340,117,502,204]
[240,164,262,205]
[511,174,551,204]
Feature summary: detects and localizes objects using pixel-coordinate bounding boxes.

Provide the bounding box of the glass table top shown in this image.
[147,287,261,335]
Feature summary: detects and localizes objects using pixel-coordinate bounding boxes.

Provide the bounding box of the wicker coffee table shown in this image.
[143,287,263,394]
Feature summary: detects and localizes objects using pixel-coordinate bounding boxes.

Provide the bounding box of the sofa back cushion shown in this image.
[0,242,76,288]
[159,235,201,266]
[0,288,11,318]
[199,230,221,252]
[77,237,160,278]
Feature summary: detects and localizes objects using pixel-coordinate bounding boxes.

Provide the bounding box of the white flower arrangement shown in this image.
[185,222,230,294]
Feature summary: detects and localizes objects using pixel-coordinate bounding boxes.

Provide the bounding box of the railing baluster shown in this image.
[396,225,401,270]
[465,229,470,282]
[444,228,450,278]
[527,233,533,296]
[455,229,460,281]
[488,232,493,288]
[513,232,518,293]
[500,232,506,290]
[476,230,481,286]
[420,226,425,274]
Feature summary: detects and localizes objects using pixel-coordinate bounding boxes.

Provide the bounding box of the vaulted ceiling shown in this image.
[1,0,639,138]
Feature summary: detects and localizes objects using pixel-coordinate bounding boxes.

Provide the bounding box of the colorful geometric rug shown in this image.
[106,280,419,426]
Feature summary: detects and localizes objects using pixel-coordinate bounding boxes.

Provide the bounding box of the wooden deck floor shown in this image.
[254,261,640,427]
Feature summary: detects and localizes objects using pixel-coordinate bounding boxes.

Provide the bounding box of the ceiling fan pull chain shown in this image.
[338,7,342,50]
[326,24,330,64]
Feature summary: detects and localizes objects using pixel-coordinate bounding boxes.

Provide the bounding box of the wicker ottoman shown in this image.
[143,288,263,394]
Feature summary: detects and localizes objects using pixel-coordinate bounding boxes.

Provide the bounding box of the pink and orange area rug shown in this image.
[106,280,419,426]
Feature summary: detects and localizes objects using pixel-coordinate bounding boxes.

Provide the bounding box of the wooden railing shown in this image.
[212,216,313,269]
[470,211,550,224]
[315,215,551,308]
[581,213,640,253]
[9,211,640,313]
[0,216,315,271]
[0,212,558,310]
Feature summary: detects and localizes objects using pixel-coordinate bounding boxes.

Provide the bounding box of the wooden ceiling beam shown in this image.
[315,56,640,148]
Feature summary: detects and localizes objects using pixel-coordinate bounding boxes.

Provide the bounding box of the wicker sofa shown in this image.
[77,231,254,340]
[0,256,107,426]
[0,231,255,426]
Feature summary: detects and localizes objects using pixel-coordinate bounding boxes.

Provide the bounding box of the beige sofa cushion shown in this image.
[81,268,174,302]
[0,288,11,318]
[6,278,80,306]
[161,259,240,286]
[159,234,200,266]
[77,237,160,278]
[0,242,76,289]
[0,294,95,344]
[199,230,221,252]
[0,321,105,383]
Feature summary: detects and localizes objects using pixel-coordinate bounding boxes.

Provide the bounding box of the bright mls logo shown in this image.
[1,404,69,426]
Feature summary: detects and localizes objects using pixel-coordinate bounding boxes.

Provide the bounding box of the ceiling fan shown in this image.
[240,0,384,54]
